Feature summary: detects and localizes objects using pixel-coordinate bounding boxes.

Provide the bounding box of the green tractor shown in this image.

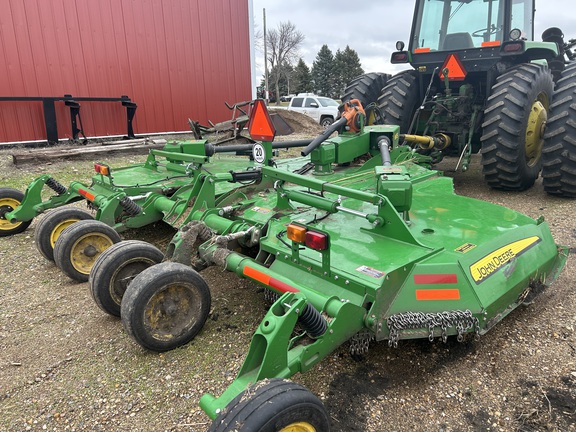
[343,0,576,196]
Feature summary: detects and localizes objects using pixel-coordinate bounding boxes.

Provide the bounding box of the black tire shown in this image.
[209,378,330,432]
[0,188,32,237]
[342,72,389,106]
[377,70,420,132]
[53,220,121,282]
[121,262,211,352]
[342,72,390,124]
[542,61,576,197]
[481,63,554,190]
[34,207,94,261]
[89,240,164,317]
[320,116,334,128]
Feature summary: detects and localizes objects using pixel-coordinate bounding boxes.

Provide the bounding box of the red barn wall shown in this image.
[0,0,252,143]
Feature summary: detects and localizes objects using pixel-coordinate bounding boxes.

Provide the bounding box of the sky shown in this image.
[250,0,574,80]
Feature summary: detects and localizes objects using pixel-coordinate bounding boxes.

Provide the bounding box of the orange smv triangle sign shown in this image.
[439,54,467,81]
[248,99,276,142]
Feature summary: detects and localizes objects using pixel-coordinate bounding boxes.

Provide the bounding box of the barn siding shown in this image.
[0,0,252,142]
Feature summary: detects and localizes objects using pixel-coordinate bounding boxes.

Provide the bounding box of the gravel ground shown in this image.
[0,133,574,431]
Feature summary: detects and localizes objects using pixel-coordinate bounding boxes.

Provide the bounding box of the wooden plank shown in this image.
[12,139,167,165]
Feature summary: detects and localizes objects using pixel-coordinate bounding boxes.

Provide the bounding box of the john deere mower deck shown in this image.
[1,99,567,430]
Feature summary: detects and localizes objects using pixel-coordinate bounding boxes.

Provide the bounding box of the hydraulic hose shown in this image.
[301,116,347,156]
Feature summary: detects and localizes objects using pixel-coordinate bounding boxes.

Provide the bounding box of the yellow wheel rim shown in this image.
[69,232,115,274]
[0,197,22,232]
[525,93,549,167]
[50,218,80,248]
[145,284,201,341]
[280,422,316,432]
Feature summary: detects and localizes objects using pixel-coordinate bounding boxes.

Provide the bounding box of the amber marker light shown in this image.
[287,224,307,243]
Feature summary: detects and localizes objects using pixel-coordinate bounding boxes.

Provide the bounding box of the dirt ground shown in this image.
[0,118,574,431]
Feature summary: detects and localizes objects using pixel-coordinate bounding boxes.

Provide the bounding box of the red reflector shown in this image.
[414,47,430,53]
[391,52,408,63]
[416,289,460,301]
[78,188,96,201]
[248,99,276,142]
[414,274,458,284]
[481,41,501,47]
[439,54,467,81]
[305,231,328,251]
[503,42,523,52]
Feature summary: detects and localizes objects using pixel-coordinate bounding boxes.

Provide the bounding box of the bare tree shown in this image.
[266,21,304,104]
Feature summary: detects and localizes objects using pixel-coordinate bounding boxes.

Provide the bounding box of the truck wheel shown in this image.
[542,61,576,197]
[34,207,94,261]
[53,220,121,282]
[0,188,32,236]
[377,70,420,132]
[342,72,390,124]
[121,262,211,352]
[320,117,334,128]
[90,240,164,317]
[208,379,330,432]
[481,63,554,190]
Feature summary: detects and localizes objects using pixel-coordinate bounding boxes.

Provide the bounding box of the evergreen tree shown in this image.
[292,58,313,93]
[334,46,364,98]
[311,45,334,97]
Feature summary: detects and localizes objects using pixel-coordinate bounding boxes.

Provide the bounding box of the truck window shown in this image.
[304,98,317,108]
[291,98,304,108]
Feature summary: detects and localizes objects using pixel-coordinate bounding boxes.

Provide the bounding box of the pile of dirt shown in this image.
[268,108,324,139]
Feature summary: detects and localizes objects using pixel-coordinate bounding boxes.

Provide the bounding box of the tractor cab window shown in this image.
[511,0,533,40]
[411,0,524,52]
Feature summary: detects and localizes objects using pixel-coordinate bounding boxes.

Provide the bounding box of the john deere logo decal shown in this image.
[470,236,541,284]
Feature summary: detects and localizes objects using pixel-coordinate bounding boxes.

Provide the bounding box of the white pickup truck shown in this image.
[286,93,340,127]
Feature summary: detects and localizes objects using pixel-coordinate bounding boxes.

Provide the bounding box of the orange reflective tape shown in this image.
[78,188,96,201]
[416,289,460,301]
[414,47,431,53]
[481,41,501,47]
[243,266,300,293]
[243,266,270,285]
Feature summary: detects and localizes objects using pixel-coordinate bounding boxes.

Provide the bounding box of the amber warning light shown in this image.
[248,99,276,142]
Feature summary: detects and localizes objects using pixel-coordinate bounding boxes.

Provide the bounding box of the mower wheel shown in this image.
[377,70,420,133]
[0,188,32,237]
[481,63,554,190]
[90,240,164,317]
[53,220,121,282]
[542,61,576,197]
[34,207,94,261]
[121,262,211,352]
[342,72,390,124]
[208,378,330,432]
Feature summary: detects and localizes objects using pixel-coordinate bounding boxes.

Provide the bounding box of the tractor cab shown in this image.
[392,0,559,78]
[412,0,533,52]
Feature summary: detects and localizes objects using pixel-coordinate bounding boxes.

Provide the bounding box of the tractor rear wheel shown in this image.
[377,70,420,133]
[53,220,121,282]
[90,240,164,317]
[34,207,94,261]
[342,72,390,124]
[542,61,576,197]
[121,262,211,352]
[208,379,330,432]
[481,63,554,190]
[0,188,32,236]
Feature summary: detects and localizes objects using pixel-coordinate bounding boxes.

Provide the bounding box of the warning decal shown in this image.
[469,236,541,284]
